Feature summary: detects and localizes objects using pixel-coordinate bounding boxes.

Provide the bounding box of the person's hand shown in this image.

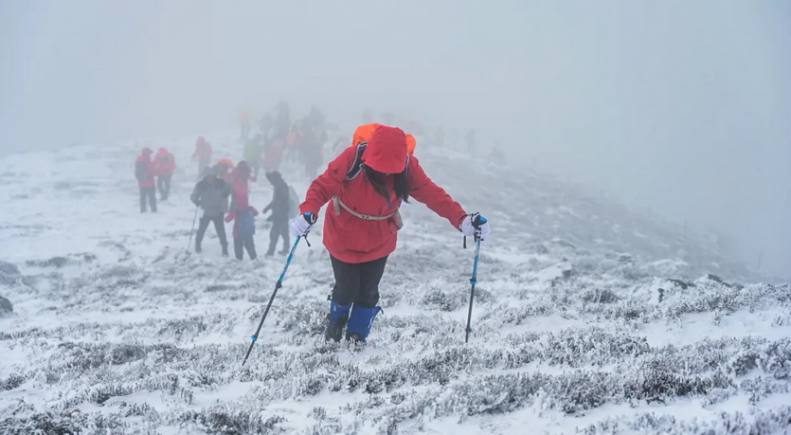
[460,213,491,241]
[290,212,317,237]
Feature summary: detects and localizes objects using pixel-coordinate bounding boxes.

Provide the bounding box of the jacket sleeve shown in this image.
[408,156,468,229]
[190,182,201,205]
[300,147,354,215]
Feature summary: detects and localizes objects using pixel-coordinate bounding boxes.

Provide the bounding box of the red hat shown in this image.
[362,126,407,174]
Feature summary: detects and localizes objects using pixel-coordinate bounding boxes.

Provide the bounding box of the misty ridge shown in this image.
[2,0,788,279]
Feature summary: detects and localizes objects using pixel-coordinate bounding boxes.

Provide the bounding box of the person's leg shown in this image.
[245,234,258,260]
[139,187,146,213]
[233,236,243,260]
[195,215,209,252]
[212,216,228,256]
[347,256,388,342]
[164,175,172,200]
[157,177,164,199]
[325,256,362,342]
[282,226,290,253]
[148,188,157,212]
[245,234,257,260]
[355,256,388,307]
[266,224,278,256]
[277,220,290,254]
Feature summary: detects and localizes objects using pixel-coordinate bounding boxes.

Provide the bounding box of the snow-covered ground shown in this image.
[1,134,789,434]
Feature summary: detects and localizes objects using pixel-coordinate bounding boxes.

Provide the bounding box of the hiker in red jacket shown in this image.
[193,136,212,179]
[225,161,258,260]
[291,125,491,343]
[153,147,176,200]
[134,147,157,213]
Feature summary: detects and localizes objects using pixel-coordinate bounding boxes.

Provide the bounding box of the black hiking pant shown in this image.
[330,256,388,308]
[267,219,289,255]
[139,187,157,213]
[234,235,257,260]
[195,215,227,253]
[157,175,172,200]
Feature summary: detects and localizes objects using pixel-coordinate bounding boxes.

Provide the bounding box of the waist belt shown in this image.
[332,196,403,229]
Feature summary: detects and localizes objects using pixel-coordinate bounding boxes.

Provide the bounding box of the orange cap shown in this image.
[405,133,416,155]
[352,123,381,146]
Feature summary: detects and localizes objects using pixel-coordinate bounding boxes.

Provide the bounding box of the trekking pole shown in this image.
[186,205,199,251]
[464,237,482,343]
[464,214,487,343]
[241,235,304,366]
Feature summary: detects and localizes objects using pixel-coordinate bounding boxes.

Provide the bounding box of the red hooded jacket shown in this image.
[153,148,176,176]
[193,137,212,162]
[135,149,156,188]
[300,126,467,263]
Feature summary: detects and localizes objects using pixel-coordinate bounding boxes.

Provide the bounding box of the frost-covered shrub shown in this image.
[158,316,209,339]
[0,409,126,435]
[541,328,649,366]
[581,288,620,304]
[421,288,465,311]
[625,356,732,401]
[0,295,12,316]
[179,408,285,434]
[0,261,20,286]
[26,256,70,268]
[0,374,25,391]
[583,406,791,434]
[761,338,791,379]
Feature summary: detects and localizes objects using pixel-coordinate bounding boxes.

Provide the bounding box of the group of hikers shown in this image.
[134,147,176,213]
[241,102,328,180]
[134,134,295,261]
[134,111,492,344]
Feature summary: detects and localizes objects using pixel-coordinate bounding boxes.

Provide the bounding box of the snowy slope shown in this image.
[1,134,790,434]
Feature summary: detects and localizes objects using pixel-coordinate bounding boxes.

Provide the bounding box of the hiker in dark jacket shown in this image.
[190,165,231,255]
[262,171,291,256]
[135,147,157,213]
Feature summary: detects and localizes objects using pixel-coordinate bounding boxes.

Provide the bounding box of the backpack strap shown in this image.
[346,143,367,180]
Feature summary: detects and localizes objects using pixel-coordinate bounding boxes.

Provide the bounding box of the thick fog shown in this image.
[1,0,789,279]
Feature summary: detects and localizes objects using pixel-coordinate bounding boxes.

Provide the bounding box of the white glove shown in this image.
[290,212,317,237]
[460,213,491,241]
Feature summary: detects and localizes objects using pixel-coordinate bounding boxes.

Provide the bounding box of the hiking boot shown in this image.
[345,305,382,343]
[325,315,348,342]
[325,300,351,342]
